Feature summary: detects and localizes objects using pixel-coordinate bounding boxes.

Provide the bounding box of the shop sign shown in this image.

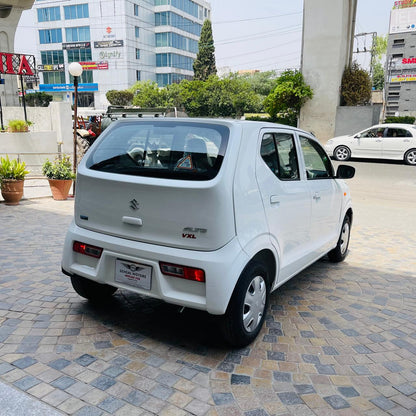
[80,61,109,70]
[402,58,416,64]
[39,83,98,92]
[37,63,65,72]
[62,42,91,50]
[393,0,416,9]
[0,52,35,76]
[99,51,122,59]
[94,40,124,48]
[390,74,416,82]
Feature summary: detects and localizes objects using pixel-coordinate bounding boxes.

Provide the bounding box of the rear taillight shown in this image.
[73,241,103,258]
[159,262,205,282]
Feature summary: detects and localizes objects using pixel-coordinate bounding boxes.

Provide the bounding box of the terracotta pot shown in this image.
[1,179,24,205]
[48,179,73,200]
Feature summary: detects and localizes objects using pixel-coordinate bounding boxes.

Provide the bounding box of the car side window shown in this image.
[387,128,410,138]
[260,132,299,180]
[361,128,384,138]
[299,136,334,180]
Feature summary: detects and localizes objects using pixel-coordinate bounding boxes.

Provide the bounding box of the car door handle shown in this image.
[270,195,280,205]
[122,216,143,226]
[404,139,410,142]
[313,193,321,201]
[375,139,382,142]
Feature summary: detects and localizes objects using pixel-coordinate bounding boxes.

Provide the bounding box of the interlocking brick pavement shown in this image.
[0,197,416,415]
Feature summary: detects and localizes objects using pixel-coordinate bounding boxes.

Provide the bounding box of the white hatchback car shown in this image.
[324,123,416,165]
[62,119,355,346]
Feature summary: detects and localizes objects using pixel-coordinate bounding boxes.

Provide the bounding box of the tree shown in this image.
[239,71,277,97]
[264,69,313,120]
[106,90,134,106]
[372,62,385,91]
[25,92,52,107]
[193,19,216,81]
[340,62,372,106]
[129,81,168,107]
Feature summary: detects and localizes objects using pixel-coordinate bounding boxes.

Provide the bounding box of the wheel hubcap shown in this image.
[406,151,416,165]
[242,275,266,333]
[335,147,349,160]
[340,222,350,255]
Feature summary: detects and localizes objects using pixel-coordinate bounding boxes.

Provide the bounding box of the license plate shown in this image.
[115,259,152,290]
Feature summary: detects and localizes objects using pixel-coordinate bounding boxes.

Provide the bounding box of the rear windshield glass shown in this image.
[86,121,229,180]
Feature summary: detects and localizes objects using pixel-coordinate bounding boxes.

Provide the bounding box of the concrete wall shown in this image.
[2,102,73,153]
[299,0,357,142]
[334,105,383,137]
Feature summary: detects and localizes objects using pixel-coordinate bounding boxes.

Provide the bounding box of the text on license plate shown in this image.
[115,259,152,290]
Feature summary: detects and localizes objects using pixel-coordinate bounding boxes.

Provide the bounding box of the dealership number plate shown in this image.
[115,259,152,290]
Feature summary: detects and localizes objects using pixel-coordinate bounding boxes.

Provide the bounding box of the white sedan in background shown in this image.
[324,123,416,165]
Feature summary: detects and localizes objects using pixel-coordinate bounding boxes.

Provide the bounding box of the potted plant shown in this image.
[0,155,29,205]
[42,155,75,200]
[7,119,32,132]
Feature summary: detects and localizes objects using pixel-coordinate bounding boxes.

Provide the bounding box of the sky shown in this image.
[15,0,396,73]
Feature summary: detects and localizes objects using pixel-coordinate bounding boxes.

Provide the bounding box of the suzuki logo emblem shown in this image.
[130,199,139,210]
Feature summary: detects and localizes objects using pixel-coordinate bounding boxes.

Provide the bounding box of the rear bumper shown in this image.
[61,220,249,315]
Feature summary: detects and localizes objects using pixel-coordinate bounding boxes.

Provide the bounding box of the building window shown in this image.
[156,72,192,86]
[64,4,89,19]
[37,7,60,22]
[41,50,64,65]
[156,32,198,53]
[136,70,141,81]
[67,48,92,62]
[393,39,405,47]
[155,12,202,36]
[134,4,139,16]
[136,48,141,59]
[39,29,62,44]
[135,26,140,38]
[65,26,90,42]
[43,71,65,84]
[70,71,93,84]
[156,53,194,70]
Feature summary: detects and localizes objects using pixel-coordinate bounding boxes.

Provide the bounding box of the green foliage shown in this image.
[42,155,75,180]
[25,92,53,107]
[244,114,297,126]
[384,116,415,124]
[340,62,372,106]
[129,81,168,107]
[106,89,134,106]
[264,70,313,119]
[372,62,385,90]
[7,119,30,132]
[239,71,278,96]
[374,35,387,61]
[0,155,29,181]
[193,19,216,81]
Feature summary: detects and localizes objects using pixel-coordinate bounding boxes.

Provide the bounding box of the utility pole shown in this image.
[354,32,377,75]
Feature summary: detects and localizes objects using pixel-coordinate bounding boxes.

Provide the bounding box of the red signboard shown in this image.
[0,52,35,76]
[80,61,109,70]
[402,58,416,64]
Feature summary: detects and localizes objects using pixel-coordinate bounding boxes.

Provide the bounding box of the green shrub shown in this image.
[7,119,30,132]
[42,155,75,180]
[106,90,134,106]
[25,92,53,107]
[245,114,297,126]
[384,116,415,124]
[0,155,29,181]
[340,62,372,106]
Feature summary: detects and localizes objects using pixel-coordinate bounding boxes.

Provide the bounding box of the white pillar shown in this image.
[299,0,357,142]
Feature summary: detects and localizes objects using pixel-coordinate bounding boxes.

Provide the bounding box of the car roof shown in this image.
[371,123,416,129]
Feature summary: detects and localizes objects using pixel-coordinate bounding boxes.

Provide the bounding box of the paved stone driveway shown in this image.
[0,198,415,416]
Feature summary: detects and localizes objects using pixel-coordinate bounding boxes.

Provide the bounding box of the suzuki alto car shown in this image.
[62,119,355,347]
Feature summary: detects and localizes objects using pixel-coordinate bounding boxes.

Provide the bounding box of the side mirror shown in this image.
[354,134,360,139]
[336,164,355,179]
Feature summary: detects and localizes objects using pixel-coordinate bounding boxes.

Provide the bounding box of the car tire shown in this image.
[220,262,270,347]
[334,146,351,161]
[71,275,117,302]
[404,148,416,165]
[328,215,351,263]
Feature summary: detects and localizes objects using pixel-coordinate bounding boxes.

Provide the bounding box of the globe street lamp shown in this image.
[68,62,83,192]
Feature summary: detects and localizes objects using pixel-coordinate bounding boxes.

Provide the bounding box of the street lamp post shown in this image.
[68,62,83,194]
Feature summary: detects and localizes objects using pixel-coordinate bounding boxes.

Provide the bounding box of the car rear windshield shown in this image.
[86,121,229,180]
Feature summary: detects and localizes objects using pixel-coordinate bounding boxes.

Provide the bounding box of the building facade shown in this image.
[30,0,210,108]
[385,3,416,118]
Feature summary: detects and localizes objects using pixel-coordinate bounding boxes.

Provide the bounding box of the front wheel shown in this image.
[334,146,351,161]
[328,216,351,262]
[71,275,117,303]
[220,262,270,347]
[404,149,416,165]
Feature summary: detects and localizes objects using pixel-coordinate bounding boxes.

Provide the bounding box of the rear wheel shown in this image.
[404,149,416,165]
[221,262,270,347]
[328,216,351,262]
[71,275,117,303]
[334,146,351,161]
